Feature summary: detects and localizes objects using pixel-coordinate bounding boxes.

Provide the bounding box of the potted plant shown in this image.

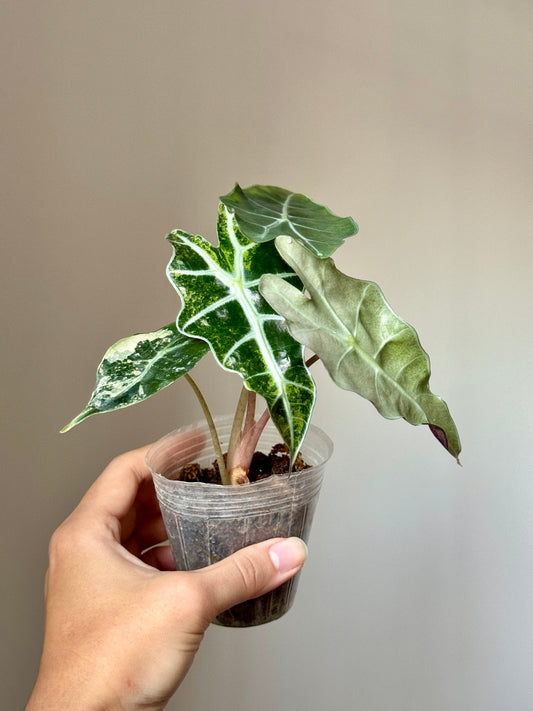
[63,184,461,626]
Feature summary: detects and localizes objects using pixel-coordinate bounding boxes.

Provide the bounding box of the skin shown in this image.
[26,434,308,711]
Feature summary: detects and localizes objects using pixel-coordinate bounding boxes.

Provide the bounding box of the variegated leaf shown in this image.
[62,323,208,431]
[260,236,461,461]
[220,183,358,258]
[166,206,316,457]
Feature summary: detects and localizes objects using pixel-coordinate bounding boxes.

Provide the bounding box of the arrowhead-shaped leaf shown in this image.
[61,323,208,431]
[220,183,358,258]
[260,236,461,461]
[166,206,316,457]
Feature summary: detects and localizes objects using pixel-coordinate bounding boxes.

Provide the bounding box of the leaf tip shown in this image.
[60,417,79,433]
[60,407,96,433]
[429,423,461,462]
[219,182,244,207]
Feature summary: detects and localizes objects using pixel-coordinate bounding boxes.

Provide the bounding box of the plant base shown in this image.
[146,416,333,627]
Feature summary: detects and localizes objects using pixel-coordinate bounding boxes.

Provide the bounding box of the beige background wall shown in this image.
[2,1,532,709]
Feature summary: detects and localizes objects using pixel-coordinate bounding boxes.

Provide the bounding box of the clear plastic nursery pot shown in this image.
[146,415,333,627]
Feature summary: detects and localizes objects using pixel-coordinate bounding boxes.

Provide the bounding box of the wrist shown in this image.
[26,677,122,711]
[26,675,166,711]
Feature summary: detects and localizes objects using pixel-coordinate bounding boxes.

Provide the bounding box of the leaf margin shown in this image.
[259,235,462,461]
[220,183,358,258]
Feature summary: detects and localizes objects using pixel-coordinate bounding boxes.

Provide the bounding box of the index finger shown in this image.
[80,429,205,523]
[81,444,152,522]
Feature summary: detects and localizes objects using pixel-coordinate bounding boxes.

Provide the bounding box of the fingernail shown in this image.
[269,538,308,573]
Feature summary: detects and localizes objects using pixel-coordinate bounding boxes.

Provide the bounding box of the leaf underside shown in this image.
[220,183,358,258]
[260,236,461,461]
[166,205,316,458]
[61,323,208,432]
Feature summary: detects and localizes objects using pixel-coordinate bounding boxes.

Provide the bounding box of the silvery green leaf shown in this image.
[260,236,461,461]
[61,324,208,432]
[220,183,358,258]
[166,206,316,458]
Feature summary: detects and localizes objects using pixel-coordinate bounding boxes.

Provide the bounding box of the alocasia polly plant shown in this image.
[63,184,461,483]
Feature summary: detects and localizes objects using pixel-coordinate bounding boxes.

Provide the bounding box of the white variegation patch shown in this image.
[105,329,173,363]
[62,324,208,432]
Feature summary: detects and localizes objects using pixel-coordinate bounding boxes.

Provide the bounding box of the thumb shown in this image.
[195,537,308,619]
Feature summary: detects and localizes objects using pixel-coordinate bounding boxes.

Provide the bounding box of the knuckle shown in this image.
[48,516,88,563]
[107,452,129,471]
[231,551,264,594]
[48,521,70,560]
[48,529,69,569]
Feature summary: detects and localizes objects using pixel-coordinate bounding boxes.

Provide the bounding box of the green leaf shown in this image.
[166,205,316,458]
[220,183,358,258]
[260,236,462,461]
[61,323,208,432]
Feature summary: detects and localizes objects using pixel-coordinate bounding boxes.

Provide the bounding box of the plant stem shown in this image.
[228,405,271,482]
[226,357,320,478]
[184,373,230,485]
[227,386,249,472]
[244,391,257,434]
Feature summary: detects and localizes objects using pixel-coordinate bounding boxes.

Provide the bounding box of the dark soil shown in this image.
[175,443,309,485]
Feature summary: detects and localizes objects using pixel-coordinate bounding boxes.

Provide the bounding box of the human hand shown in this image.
[26,433,308,711]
